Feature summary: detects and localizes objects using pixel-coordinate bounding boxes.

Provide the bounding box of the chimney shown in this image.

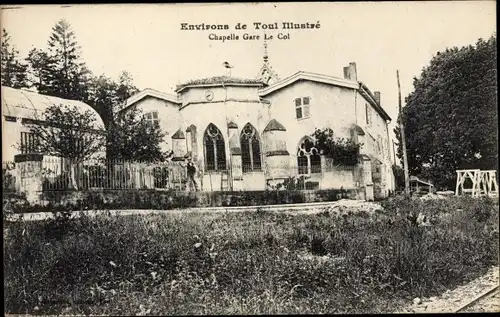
[348,62,357,81]
[343,62,357,81]
[343,66,350,80]
[374,91,381,105]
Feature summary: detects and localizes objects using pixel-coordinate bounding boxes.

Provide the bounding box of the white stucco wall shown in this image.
[127,96,183,153]
[2,117,21,162]
[123,78,395,193]
[264,81,357,150]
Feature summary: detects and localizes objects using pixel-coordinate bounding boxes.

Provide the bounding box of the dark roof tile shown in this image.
[264,119,286,132]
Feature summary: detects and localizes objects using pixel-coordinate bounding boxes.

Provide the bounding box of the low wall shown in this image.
[6,188,362,213]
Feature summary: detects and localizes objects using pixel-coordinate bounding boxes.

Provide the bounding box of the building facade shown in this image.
[121,61,396,200]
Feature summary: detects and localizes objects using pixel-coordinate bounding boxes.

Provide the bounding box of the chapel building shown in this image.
[120,49,396,200]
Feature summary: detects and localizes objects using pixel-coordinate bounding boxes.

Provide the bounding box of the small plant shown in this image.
[310,233,329,256]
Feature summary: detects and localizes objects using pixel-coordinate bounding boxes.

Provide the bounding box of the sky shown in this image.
[1,2,496,144]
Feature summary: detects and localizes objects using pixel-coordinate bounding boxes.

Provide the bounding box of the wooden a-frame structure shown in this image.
[455,169,498,198]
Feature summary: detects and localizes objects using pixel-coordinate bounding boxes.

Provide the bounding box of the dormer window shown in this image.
[145,111,159,128]
[295,97,311,120]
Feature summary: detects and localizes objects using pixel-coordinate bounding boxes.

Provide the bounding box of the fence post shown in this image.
[14,154,44,204]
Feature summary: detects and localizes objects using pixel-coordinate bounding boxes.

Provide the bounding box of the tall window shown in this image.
[204,123,226,171]
[20,132,39,154]
[241,123,262,173]
[145,111,159,128]
[295,97,311,120]
[297,137,321,175]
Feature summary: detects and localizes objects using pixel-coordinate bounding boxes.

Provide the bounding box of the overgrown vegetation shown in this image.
[312,128,361,166]
[4,196,498,315]
[4,188,346,214]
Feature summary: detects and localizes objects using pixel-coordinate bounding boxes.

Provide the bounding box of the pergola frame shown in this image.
[482,170,499,198]
[455,169,498,198]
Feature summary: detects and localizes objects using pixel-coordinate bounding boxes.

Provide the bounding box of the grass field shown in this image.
[3,196,499,315]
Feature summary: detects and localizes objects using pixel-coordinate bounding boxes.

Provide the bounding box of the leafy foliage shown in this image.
[28,104,105,161]
[396,35,497,188]
[109,107,172,162]
[25,48,53,91]
[312,128,361,166]
[1,29,29,88]
[392,165,405,192]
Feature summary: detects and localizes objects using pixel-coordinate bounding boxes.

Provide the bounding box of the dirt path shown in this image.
[5,199,384,222]
[461,288,499,313]
[397,266,499,314]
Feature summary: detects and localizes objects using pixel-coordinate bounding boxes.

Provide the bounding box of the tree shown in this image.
[109,106,172,162]
[1,29,29,88]
[392,164,405,192]
[87,71,145,159]
[28,104,106,189]
[116,70,140,106]
[43,19,92,100]
[25,48,54,93]
[396,35,497,189]
[87,74,119,128]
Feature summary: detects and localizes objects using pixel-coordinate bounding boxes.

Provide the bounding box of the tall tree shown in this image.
[87,71,143,159]
[116,70,140,106]
[88,74,119,128]
[396,35,497,189]
[25,48,54,93]
[44,19,92,100]
[1,29,29,88]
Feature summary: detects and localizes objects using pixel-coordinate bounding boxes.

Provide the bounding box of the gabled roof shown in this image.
[121,88,181,112]
[264,119,286,132]
[259,71,359,96]
[258,71,391,121]
[227,121,238,129]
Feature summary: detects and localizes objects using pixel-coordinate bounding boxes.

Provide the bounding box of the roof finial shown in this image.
[263,39,269,64]
[257,38,279,85]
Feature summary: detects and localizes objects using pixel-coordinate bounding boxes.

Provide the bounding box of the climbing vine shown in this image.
[312,128,361,166]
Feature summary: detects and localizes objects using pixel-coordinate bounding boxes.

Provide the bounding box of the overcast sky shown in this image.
[1,2,496,137]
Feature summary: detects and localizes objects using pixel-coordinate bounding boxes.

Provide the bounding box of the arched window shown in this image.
[297,137,321,175]
[240,123,262,173]
[204,123,226,171]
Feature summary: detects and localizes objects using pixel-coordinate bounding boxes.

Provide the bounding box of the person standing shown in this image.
[186,157,198,191]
